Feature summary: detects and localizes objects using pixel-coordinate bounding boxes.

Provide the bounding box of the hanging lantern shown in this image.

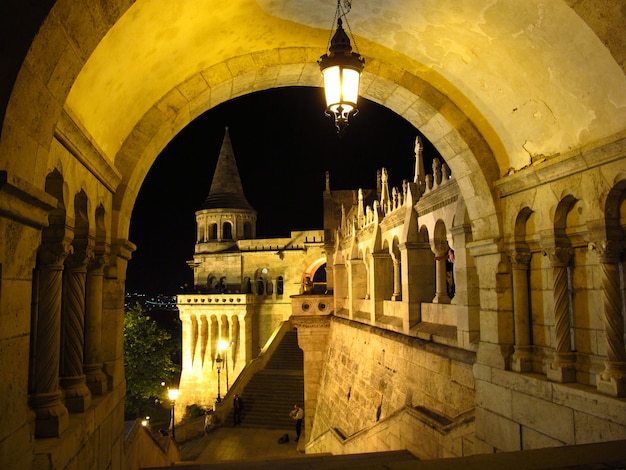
[318,1,365,136]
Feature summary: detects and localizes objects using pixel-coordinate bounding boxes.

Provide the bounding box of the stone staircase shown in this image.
[225,330,304,429]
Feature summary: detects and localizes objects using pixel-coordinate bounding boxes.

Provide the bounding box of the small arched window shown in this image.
[242,277,252,294]
[277,276,284,295]
[209,223,218,240]
[223,222,232,240]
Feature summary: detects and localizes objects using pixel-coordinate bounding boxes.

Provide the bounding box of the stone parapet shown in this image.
[177,293,255,305]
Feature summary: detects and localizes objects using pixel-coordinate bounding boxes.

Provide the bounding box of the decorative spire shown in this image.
[201,127,254,210]
[380,167,390,211]
[412,137,426,193]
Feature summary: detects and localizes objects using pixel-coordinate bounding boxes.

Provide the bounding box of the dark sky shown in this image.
[126,86,437,295]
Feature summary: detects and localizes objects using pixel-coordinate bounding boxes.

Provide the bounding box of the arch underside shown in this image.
[2,0,623,246]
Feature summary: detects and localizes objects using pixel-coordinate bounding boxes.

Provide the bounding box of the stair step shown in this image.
[224,330,304,428]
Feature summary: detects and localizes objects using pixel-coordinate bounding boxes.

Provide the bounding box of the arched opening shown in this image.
[222,222,233,240]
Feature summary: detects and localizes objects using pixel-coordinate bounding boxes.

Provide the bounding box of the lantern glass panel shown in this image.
[323,65,341,107]
[341,67,360,105]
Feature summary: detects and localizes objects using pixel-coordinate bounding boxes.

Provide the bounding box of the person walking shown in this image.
[289,404,304,442]
[233,394,243,426]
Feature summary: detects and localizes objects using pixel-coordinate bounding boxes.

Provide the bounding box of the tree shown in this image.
[123,302,179,418]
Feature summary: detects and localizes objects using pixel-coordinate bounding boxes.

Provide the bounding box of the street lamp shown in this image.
[215,355,223,403]
[168,388,178,440]
[218,339,229,392]
[318,0,365,136]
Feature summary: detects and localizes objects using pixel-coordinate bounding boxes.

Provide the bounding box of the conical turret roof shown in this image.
[201,127,254,210]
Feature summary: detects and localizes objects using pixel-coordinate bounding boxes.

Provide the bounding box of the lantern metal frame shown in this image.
[318,0,365,136]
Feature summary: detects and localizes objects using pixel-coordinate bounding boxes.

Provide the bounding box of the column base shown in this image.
[31,391,69,438]
[431,294,451,304]
[85,363,108,395]
[61,375,92,412]
[547,352,577,383]
[596,362,626,397]
[511,346,534,373]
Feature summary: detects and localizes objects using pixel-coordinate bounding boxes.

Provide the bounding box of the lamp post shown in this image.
[167,388,178,440]
[215,355,223,403]
[218,339,229,392]
[319,0,365,136]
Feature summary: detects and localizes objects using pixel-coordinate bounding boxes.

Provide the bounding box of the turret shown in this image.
[194,127,257,254]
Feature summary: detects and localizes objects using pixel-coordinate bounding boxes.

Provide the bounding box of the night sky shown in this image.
[126,86,437,295]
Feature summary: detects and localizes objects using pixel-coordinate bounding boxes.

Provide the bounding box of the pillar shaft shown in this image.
[392,257,401,300]
[85,255,107,394]
[60,252,92,411]
[432,250,451,304]
[545,246,576,383]
[510,250,533,372]
[595,240,626,397]
[31,242,69,437]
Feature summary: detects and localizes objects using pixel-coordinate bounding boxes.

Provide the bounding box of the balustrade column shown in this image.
[595,240,626,397]
[199,315,208,367]
[510,250,533,372]
[60,251,92,411]
[31,242,69,437]
[545,246,576,383]
[84,254,108,394]
[432,249,451,304]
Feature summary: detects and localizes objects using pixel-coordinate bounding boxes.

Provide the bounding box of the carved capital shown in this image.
[65,247,92,270]
[590,239,622,264]
[543,246,573,267]
[509,250,531,268]
[87,253,108,272]
[37,242,71,267]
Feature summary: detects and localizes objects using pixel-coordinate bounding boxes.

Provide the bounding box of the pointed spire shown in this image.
[357,188,364,227]
[201,127,254,210]
[380,167,390,212]
[414,136,426,192]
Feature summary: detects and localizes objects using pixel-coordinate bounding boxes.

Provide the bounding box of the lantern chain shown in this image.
[326,0,361,55]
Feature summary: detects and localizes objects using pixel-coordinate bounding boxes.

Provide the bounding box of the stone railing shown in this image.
[305,404,474,460]
[124,419,179,470]
[177,293,254,305]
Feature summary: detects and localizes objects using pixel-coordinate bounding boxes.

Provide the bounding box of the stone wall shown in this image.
[309,317,475,458]
[474,365,626,453]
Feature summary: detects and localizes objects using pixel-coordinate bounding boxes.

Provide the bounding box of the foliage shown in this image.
[182,404,207,423]
[123,302,179,418]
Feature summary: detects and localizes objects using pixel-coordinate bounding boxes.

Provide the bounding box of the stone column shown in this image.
[594,240,626,397]
[509,249,533,372]
[432,249,451,304]
[84,254,108,395]
[60,250,92,412]
[199,315,207,367]
[391,256,401,301]
[31,242,69,437]
[545,246,576,383]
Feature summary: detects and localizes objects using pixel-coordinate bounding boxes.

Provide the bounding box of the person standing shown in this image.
[289,404,304,442]
[233,394,243,426]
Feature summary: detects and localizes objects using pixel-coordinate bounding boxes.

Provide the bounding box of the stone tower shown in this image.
[178,129,326,412]
[191,127,257,292]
